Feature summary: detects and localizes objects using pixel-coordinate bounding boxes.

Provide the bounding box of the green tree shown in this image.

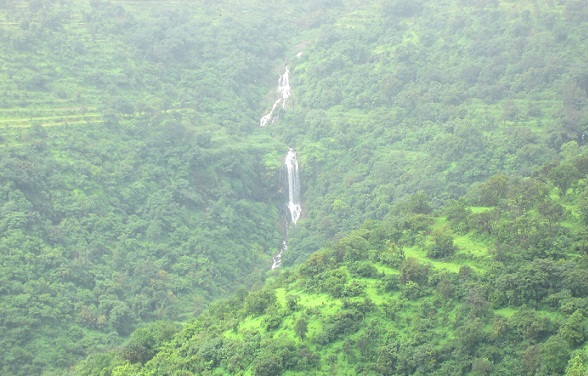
[538,200,566,224]
[540,335,571,376]
[565,353,588,376]
[403,191,433,214]
[112,361,141,376]
[579,195,588,226]
[455,319,487,355]
[548,162,580,195]
[402,280,423,300]
[383,0,423,18]
[472,357,493,376]
[121,321,180,364]
[427,229,457,259]
[295,318,308,341]
[71,353,116,376]
[444,199,472,233]
[560,311,586,347]
[474,174,509,206]
[336,232,370,262]
[285,294,301,311]
[400,257,430,285]
[245,289,277,315]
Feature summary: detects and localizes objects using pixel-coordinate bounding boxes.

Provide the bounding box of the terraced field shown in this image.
[0,2,99,129]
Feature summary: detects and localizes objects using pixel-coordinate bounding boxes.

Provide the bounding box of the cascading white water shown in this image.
[270,149,302,269]
[285,148,302,225]
[272,241,287,270]
[259,66,291,127]
[261,68,299,269]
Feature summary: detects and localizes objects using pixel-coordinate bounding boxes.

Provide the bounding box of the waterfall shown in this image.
[284,148,302,225]
[260,67,300,269]
[259,66,291,127]
[271,149,302,269]
[272,241,287,270]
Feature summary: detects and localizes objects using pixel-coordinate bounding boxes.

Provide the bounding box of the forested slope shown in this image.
[2,0,588,375]
[0,0,332,374]
[74,163,588,375]
[273,0,588,263]
[72,0,588,375]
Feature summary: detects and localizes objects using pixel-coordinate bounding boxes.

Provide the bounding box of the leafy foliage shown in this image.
[0,1,303,373]
[2,0,588,375]
[73,170,588,374]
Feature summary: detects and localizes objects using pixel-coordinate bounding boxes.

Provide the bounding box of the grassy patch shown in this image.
[404,245,462,273]
[453,233,490,259]
[470,206,494,213]
[493,307,518,318]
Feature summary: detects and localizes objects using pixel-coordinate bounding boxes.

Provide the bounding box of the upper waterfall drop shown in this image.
[277,66,291,103]
[285,148,302,225]
[260,66,291,127]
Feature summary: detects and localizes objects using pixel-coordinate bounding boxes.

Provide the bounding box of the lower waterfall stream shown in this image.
[271,149,302,269]
[284,148,302,225]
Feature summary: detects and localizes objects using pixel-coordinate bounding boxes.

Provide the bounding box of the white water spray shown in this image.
[261,68,299,269]
[272,241,287,270]
[260,66,291,127]
[285,148,302,225]
[271,149,302,269]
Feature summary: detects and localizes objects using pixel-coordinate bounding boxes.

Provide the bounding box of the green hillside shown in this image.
[0,1,301,374]
[1,0,588,375]
[273,0,588,264]
[74,169,588,374]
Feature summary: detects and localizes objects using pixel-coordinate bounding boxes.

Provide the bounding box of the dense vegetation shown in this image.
[1,0,588,375]
[75,170,588,374]
[277,0,588,264]
[0,1,303,374]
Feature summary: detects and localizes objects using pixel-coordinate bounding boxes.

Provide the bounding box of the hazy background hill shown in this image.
[1,0,588,375]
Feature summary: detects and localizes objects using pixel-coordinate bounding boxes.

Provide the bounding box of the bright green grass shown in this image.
[432,216,447,228]
[470,206,494,213]
[493,307,518,318]
[296,291,342,314]
[335,9,379,31]
[0,114,101,127]
[275,287,287,305]
[355,277,389,305]
[372,263,400,276]
[404,245,461,273]
[453,233,490,259]
[238,314,266,334]
[493,306,566,325]
[326,107,374,127]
